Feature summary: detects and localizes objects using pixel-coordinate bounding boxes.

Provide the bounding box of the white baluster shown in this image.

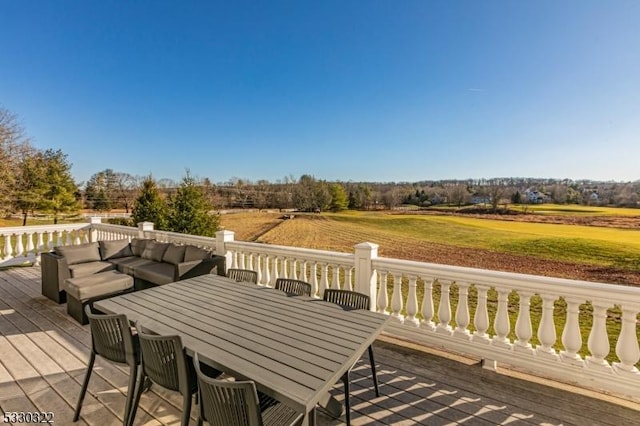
[26,232,35,256]
[491,287,511,348]
[289,258,297,279]
[247,252,254,271]
[586,302,612,370]
[238,251,246,269]
[405,275,419,326]
[319,263,329,297]
[514,291,534,354]
[300,260,308,283]
[54,230,63,248]
[390,273,404,323]
[15,233,25,257]
[261,255,270,286]
[436,280,453,335]
[377,271,389,314]
[2,233,12,260]
[73,231,81,245]
[332,264,340,290]
[536,294,559,359]
[454,282,471,339]
[346,266,354,291]
[420,278,436,331]
[272,257,281,282]
[613,305,640,376]
[36,231,45,253]
[472,285,491,344]
[309,261,318,295]
[560,297,585,365]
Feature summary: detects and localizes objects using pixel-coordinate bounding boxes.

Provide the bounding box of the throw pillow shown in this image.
[55,242,101,265]
[99,239,133,260]
[184,245,212,262]
[131,238,152,256]
[163,244,186,265]
[141,241,170,262]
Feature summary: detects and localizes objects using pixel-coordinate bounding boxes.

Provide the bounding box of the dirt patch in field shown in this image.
[395,210,640,229]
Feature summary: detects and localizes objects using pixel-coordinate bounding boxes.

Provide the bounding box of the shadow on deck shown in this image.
[0,266,638,425]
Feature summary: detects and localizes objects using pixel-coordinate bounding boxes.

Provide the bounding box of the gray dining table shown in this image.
[94,273,390,425]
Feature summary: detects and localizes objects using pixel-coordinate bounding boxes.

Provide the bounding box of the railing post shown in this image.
[354,242,378,311]
[216,230,235,274]
[138,221,154,238]
[89,217,102,242]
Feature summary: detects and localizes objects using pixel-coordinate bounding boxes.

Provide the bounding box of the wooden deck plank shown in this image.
[1,266,639,426]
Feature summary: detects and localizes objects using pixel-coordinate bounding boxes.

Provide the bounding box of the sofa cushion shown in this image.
[134,262,176,286]
[142,241,170,262]
[69,261,116,278]
[109,256,156,275]
[162,244,186,265]
[184,246,212,262]
[64,270,133,301]
[55,242,101,265]
[99,239,133,260]
[131,238,153,257]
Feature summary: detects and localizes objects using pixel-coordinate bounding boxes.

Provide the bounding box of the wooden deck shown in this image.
[1,267,639,426]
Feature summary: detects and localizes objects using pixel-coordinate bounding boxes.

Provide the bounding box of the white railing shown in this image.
[1,219,638,399]
[226,240,355,295]
[0,223,90,266]
[370,256,640,398]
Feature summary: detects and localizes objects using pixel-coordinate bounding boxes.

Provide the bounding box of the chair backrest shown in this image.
[85,305,136,366]
[275,278,312,297]
[227,268,258,284]
[136,323,190,394]
[323,289,370,311]
[193,353,263,426]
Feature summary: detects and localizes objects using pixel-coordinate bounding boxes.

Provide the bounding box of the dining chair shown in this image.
[128,323,220,426]
[193,353,304,426]
[274,278,312,297]
[73,305,139,425]
[227,268,258,284]
[323,289,380,426]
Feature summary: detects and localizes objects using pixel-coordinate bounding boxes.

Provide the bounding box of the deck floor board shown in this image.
[1,266,638,425]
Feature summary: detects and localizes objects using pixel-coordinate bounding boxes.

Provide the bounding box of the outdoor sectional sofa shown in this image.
[41,238,226,305]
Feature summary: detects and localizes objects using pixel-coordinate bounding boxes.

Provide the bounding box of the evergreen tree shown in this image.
[132,177,168,229]
[328,183,349,212]
[167,172,219,237]
[13,150,48,225]
[40,149,78,224]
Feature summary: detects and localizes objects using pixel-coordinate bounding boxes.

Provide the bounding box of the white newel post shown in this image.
[138,221,154,238]
[215,230,235,274]
[89,217,102,242]
[354,242,378,311]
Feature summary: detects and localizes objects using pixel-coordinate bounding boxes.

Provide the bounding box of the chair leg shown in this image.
[368,345,380,397]
[181,392,192,426]
[123,364,138,426]
[342,372,351,426]
[73,351,96,421]
[127,368,145,426]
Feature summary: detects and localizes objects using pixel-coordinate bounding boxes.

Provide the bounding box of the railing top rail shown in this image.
[227,240,355,264]
[373,256,640,305]
[0,223,90,234]
[146,229,217,244]
[91,223,138,232]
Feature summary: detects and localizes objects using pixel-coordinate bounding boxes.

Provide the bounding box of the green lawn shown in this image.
[512,203,640,216]
[330,211,640,271]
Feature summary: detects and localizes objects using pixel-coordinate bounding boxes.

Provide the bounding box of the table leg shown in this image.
[303,407,317,426]
[318,392,344,418]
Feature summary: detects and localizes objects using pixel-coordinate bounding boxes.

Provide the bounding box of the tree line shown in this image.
[2,106,639,229]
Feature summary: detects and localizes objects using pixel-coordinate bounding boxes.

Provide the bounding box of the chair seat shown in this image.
[262,401,304,426]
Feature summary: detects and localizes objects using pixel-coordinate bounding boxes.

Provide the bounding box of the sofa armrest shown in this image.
[177,255,226,280]
[41,252,71,303]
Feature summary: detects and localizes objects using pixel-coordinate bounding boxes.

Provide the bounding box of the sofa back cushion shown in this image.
[163,244,186,265]
[184,245,212,262]
[141,241,170,262]
[55,242,101,265]
[131,238,152,256]
[99,239,133,260]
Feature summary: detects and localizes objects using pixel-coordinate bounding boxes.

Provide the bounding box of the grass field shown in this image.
[511,203,640,216]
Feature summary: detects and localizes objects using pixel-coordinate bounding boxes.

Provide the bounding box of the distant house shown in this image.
[524,189,548,204]
[589,192,599,201]
[471,194,491,204]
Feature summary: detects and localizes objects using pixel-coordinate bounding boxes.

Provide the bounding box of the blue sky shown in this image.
[2,1,639,184]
